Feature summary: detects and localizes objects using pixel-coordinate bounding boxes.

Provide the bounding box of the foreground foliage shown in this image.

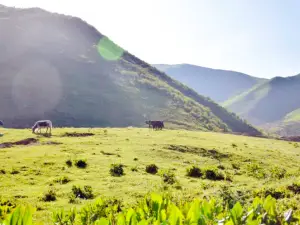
[1,193,299,225]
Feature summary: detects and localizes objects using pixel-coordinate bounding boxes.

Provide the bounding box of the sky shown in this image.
[1,0,300,78]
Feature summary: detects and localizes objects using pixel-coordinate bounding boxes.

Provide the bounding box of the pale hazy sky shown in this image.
[1,0,300,78]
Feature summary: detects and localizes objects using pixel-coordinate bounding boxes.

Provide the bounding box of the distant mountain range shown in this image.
[154,64,266,102]
[154,64,300,136]
[223,74,300,135]
[0,4,260,135]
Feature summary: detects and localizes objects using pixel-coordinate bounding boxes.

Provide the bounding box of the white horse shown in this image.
[32,120,53,134]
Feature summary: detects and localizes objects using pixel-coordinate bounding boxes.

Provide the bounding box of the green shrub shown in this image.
[186,166,202,178]
[75,159,87,169]
[10,168,20,175]
[217,164,225,170]
[55,176,71,184]
[231,163,240,170]
[71,185,94,199]
[203,168,225,181]
[131,166,138,172]
[287,182,300,194]
[231,143,237,148]
[0,169,6,174]
[254,187,288,199]
[246,163,267,179]
[161,170,177,185]
[270,166,286,179]
[41,188,56,202]
[146,164,158,174]
[110,164,124,176]
[133,158,138,161]
[66,160,72,167]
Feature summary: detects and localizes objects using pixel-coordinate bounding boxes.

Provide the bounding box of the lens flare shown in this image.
[97,37,124,61]
[12,60,62,117]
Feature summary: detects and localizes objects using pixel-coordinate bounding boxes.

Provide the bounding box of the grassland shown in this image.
[0,128,299,223]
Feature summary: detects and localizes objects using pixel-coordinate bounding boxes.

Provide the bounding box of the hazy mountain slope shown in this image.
[224,75,300,126]
[154,64,266,102]
[0,5,260,135]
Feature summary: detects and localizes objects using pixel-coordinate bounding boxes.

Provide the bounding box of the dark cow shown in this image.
[145,121,164,130]
[0,120,3,127]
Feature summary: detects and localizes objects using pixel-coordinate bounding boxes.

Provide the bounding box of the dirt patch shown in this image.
[165,144,228,160]
[0,138,38,148]
[44,141,62,145]
[62,132,95,137]
[100,151,121,157]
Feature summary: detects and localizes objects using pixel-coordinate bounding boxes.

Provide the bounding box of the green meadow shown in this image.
[0,128,299,223]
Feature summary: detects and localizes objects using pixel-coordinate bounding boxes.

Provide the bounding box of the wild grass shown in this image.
[0,128,299,223]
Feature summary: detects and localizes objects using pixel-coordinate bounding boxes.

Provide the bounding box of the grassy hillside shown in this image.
[224,75,300,128]
[0,128,299,223]
[0,5,260,135]
[154,64,266,102]
[284,108,300,123]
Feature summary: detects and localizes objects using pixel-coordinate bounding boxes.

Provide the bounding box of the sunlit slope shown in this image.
[0,5,260,135]
[224,75,300,126]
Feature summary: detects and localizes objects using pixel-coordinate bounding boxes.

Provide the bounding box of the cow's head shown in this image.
[32,125,37,133]
[145,121,151,125]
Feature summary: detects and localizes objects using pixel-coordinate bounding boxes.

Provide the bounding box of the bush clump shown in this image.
[66,160,72,167]
[287,182,300,194]
[75,159,87,169]
[71,185,94,199]
[254,187,289,200]
[247,163,267,179]
[270,166,286,179]
[203,168,225,181]
[146,164,158,174]
[131,166,138,172]
[161,170,177,185]
[55,176,71,184]
[10,168,20,175]
[110,164,124,177]
[186,166,202,178]
[41,188,57,202]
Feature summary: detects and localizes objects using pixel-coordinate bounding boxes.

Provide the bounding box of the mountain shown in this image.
[224,74,300,135]
[0,5,260,135]
[154,64,266,102]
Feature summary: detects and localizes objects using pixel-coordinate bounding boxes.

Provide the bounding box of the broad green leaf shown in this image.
[117,213,126,225]
[95,218,109,225]
[230,202,243,225]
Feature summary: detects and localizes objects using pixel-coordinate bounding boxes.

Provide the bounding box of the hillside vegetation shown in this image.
[0,128,299,223]
[0,5,259,135]
[154,64,266,102]
[224,75,300,135]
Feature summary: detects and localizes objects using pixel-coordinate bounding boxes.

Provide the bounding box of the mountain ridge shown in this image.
[0,4,260,135]
[224,73,300,135]
[154,63,266,103]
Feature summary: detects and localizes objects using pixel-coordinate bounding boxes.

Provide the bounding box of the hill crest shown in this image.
[0,5,260,135]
